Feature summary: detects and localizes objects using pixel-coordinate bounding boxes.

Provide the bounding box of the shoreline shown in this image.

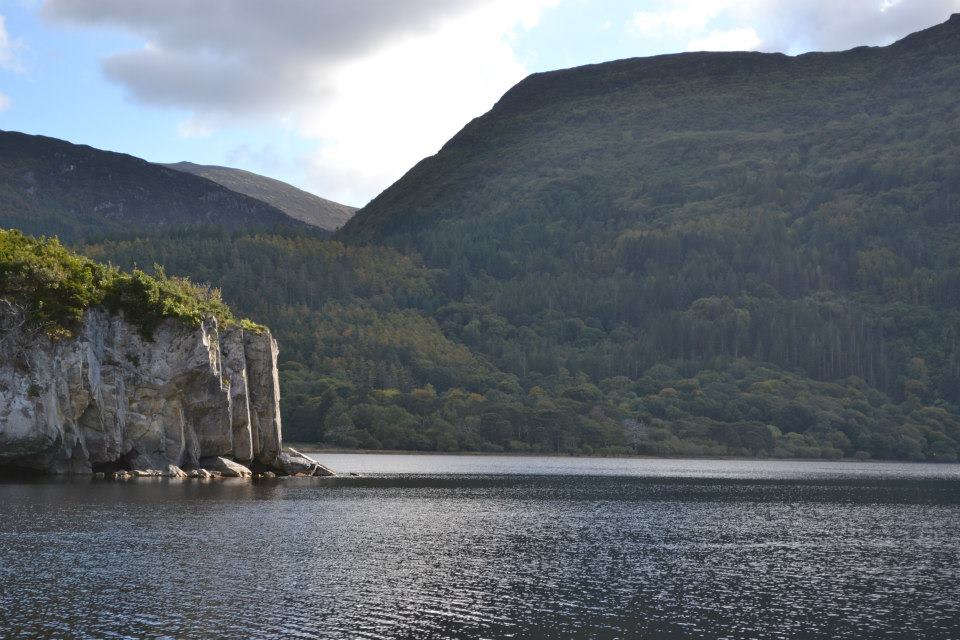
[291,446,954,465]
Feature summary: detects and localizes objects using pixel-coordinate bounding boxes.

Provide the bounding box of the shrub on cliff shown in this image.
[0,228,257,338]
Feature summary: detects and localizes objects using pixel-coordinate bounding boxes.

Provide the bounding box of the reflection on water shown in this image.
[1,456,958,639]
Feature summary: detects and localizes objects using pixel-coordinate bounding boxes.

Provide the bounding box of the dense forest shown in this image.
[83,222,959,462]
[4,17,960,461]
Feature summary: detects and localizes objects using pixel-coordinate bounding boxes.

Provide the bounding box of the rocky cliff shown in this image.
[0,306,329,477]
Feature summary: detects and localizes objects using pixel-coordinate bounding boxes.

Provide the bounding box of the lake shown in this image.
[1,455,958,639]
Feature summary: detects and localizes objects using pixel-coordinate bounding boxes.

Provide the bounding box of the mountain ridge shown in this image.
[0,130,307,241]
[162,161,355,231]
[342,13,960,242]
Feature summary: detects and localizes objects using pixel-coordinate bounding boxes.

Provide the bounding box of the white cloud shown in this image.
[749,0,960,53]
[42,0,498,114]
[688,27,762,52]
[632,0,725,37]
[0,92,11,111]
[42,0,557,205]
[630,0,960,55]
[176,117,215,139]
[302,1,554,205]
[0,14,23,72]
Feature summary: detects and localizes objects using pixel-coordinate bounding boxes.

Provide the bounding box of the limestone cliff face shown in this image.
[0,308,284,474]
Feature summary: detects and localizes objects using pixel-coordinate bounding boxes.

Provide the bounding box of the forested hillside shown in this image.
[86,229,959,460]
[334,15,960,459]
[5,16,960,461]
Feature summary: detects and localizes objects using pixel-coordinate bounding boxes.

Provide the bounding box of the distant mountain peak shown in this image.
[0,130,303,241]
[161,162,355,231]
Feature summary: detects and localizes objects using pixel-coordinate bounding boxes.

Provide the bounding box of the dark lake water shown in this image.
[1,455,959,639]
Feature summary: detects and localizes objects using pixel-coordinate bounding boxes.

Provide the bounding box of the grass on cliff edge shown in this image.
[0,228,264,338]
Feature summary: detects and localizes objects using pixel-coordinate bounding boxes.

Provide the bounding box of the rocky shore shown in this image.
[93,445,331,480]
[0,307,332,479]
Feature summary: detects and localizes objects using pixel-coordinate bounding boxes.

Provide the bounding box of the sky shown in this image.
[0,0,958,207]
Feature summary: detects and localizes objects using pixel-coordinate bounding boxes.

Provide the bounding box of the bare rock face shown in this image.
[164,464,188,478]
[275,447,336,477]
[0,308,287,475]
[220,328,254,463]
[199,456,252,478]
[243,330,283,465]
[274,448,320,476]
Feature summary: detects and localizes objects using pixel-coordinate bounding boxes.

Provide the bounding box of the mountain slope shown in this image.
[162,161,355,231]
[344,14,960,243]
[0,130,304,241]
[330,16,960,459]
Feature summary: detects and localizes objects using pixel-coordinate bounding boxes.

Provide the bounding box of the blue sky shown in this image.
[1,0,958,206]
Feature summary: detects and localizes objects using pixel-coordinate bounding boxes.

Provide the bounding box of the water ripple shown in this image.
[1,461,958,639]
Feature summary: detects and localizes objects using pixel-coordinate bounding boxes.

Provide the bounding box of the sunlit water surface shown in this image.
[1,455,958,639]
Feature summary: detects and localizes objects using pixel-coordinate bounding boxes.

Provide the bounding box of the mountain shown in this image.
[344,14,960,244]
[3,17,959,461]
[330,15,960,459]
[162,161,355,231]
[0,130,305,241]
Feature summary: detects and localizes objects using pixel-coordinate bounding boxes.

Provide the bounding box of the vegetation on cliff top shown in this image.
[0,228,259,337]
